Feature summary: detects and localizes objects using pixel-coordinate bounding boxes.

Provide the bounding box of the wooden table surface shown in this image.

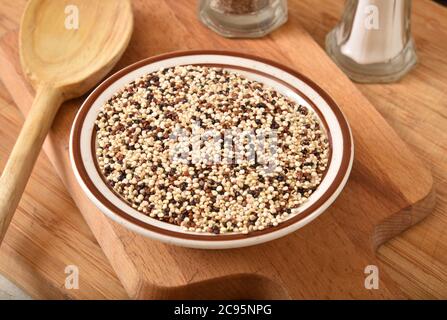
[0,0,445,299]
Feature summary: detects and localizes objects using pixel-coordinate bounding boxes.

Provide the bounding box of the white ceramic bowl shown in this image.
[70,51,354,249]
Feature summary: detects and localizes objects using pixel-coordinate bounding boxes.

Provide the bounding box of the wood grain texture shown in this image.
[0,0,443,299]
[0,0,134,244]
[0,82,127,299]
[0,0,128,299]
[0,86,63,243]
[290,0,447,299]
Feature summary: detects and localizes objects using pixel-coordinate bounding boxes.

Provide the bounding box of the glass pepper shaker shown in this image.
[326,0,417,83]
[198,0,288,38]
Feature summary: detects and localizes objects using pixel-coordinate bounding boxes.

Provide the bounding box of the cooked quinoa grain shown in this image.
[95,65,330,234]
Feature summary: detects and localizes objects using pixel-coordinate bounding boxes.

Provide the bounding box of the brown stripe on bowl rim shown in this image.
[71,50,353,241]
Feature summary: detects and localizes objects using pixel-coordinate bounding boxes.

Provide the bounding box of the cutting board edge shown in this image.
[373,182,436,251]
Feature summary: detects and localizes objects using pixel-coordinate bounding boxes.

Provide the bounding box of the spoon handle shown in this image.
[0,86,63,244]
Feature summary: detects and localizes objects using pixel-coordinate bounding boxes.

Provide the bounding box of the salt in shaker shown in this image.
[326,0,417,83]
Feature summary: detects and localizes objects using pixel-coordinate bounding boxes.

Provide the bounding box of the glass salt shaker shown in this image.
[326,0,417,83]
[198,0,288,38]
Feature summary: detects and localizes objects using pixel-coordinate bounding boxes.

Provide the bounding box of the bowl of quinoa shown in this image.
[70,51,353,249]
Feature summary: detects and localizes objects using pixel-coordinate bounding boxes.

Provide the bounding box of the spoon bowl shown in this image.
[20,0,133,98]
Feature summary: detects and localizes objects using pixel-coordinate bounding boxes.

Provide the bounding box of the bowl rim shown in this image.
[69,50,354,249]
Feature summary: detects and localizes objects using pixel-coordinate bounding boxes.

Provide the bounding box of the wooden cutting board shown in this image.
[0,0,435,299]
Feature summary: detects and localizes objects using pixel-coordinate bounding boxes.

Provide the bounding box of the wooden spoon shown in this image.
[0,0,133,243]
